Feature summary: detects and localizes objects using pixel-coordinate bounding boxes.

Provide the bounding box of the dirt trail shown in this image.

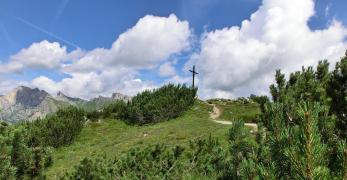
[208,103,258,130]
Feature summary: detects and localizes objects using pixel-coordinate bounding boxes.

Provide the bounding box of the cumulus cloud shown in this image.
[0,40,69,73]
[30,14,190,99]
[190,0,347,99]
[32,68,156,99]
[65,14,191,73]
[165,75,191,85]
[0,78,30,95]
[158,61,176,77]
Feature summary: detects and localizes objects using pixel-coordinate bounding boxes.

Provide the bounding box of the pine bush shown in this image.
[104,84,197,124]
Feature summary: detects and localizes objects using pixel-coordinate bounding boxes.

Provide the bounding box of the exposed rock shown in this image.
[112,92,131,102]
[14,86,48,107]
[56,91,86,105]
[0,86,68,123]
[0,86,132,123]
[92,95,110,102]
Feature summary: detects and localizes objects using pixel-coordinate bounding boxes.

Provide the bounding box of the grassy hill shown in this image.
[207,99,261,123]
[44,100,233,178]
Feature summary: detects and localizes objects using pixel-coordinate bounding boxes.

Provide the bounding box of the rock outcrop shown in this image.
[56,91,86,105]
[112,92,131,102]
[0,86,132,123]
[0,86,67,123]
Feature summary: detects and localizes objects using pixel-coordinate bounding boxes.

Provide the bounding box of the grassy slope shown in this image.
[45,101,231,178]
[208,99,261,123]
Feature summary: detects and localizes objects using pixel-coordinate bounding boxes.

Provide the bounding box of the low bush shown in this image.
[104,84,197,124]
[23,106,86,148]
[61,136,227,179]
[0,121,52,179]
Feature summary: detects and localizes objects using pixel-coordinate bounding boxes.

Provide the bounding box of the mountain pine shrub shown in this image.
[327,54,347,139]
[24,106,86,148]
[0,121,52,179]
[284,102,330,179]
[61,136,226,179]
[104,84,197,124]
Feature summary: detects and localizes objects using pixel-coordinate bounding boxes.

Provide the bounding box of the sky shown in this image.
[0,0,346,99]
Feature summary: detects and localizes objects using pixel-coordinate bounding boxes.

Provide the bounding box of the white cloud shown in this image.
[0,40,69,73]
[190,0,347,99]
[32,67,152,99]
[165,75,191,85]
[65,14,191,73]
[0,78,30,95]
[158,61,176,77]
[110,14,190,67]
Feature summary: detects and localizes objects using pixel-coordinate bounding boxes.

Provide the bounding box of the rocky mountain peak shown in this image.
[0,86,131,123]
[56,91,85,103]
[112,92,131,101]
[13,86,49,107]
[57,91,66,97]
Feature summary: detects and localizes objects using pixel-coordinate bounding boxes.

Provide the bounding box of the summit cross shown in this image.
[189,65,199,88]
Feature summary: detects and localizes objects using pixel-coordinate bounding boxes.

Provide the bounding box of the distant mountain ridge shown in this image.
[55,91,87,105]
[0,86,131,123]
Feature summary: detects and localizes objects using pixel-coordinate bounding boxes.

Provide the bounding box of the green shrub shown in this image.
[103,100,128,119]
[86,110,103,122]
[105,84,197,124]
[0,121,52,179]
[61,136,226,179]
[24,106,86,148]
[327,55,347,139]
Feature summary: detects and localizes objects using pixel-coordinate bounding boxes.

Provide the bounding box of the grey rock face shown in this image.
[0,86,66,123]
[14,86,49,107]
[0,86,132,123]
[112,93,131,102]
[56,91,86,105]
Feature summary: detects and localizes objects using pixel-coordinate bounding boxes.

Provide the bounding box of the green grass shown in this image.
[208,99,261,123]
[44,101,231,178]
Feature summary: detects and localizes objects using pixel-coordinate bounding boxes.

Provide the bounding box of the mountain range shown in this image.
[0,86,131,123]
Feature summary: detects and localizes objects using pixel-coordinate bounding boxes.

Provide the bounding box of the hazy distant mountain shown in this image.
[80,93,131,111]
[112,92,131,102]
[0,86,131,123]
[55,91,87,105]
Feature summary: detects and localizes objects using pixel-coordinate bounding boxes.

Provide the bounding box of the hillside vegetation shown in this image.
[0,84,204,179]
[102,84,197,124]
[207,98,261,123]
[45,101,231,178]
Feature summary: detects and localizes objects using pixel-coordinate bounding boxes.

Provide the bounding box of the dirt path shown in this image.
[209,104,233,124]
[208,103,258,130]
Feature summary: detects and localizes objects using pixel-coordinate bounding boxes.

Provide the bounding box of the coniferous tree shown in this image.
[0,121,16,179]
[285,102,330,179]
[10,128,30,178]
[327,54,347,139]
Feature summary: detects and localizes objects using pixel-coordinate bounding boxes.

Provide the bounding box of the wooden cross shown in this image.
[189,65,199,88]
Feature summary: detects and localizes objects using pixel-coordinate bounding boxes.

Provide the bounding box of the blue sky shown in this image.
[0,0,260,55]
[0,0,347,99]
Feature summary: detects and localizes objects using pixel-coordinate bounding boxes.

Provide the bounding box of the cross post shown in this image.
[189,65,199,88]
